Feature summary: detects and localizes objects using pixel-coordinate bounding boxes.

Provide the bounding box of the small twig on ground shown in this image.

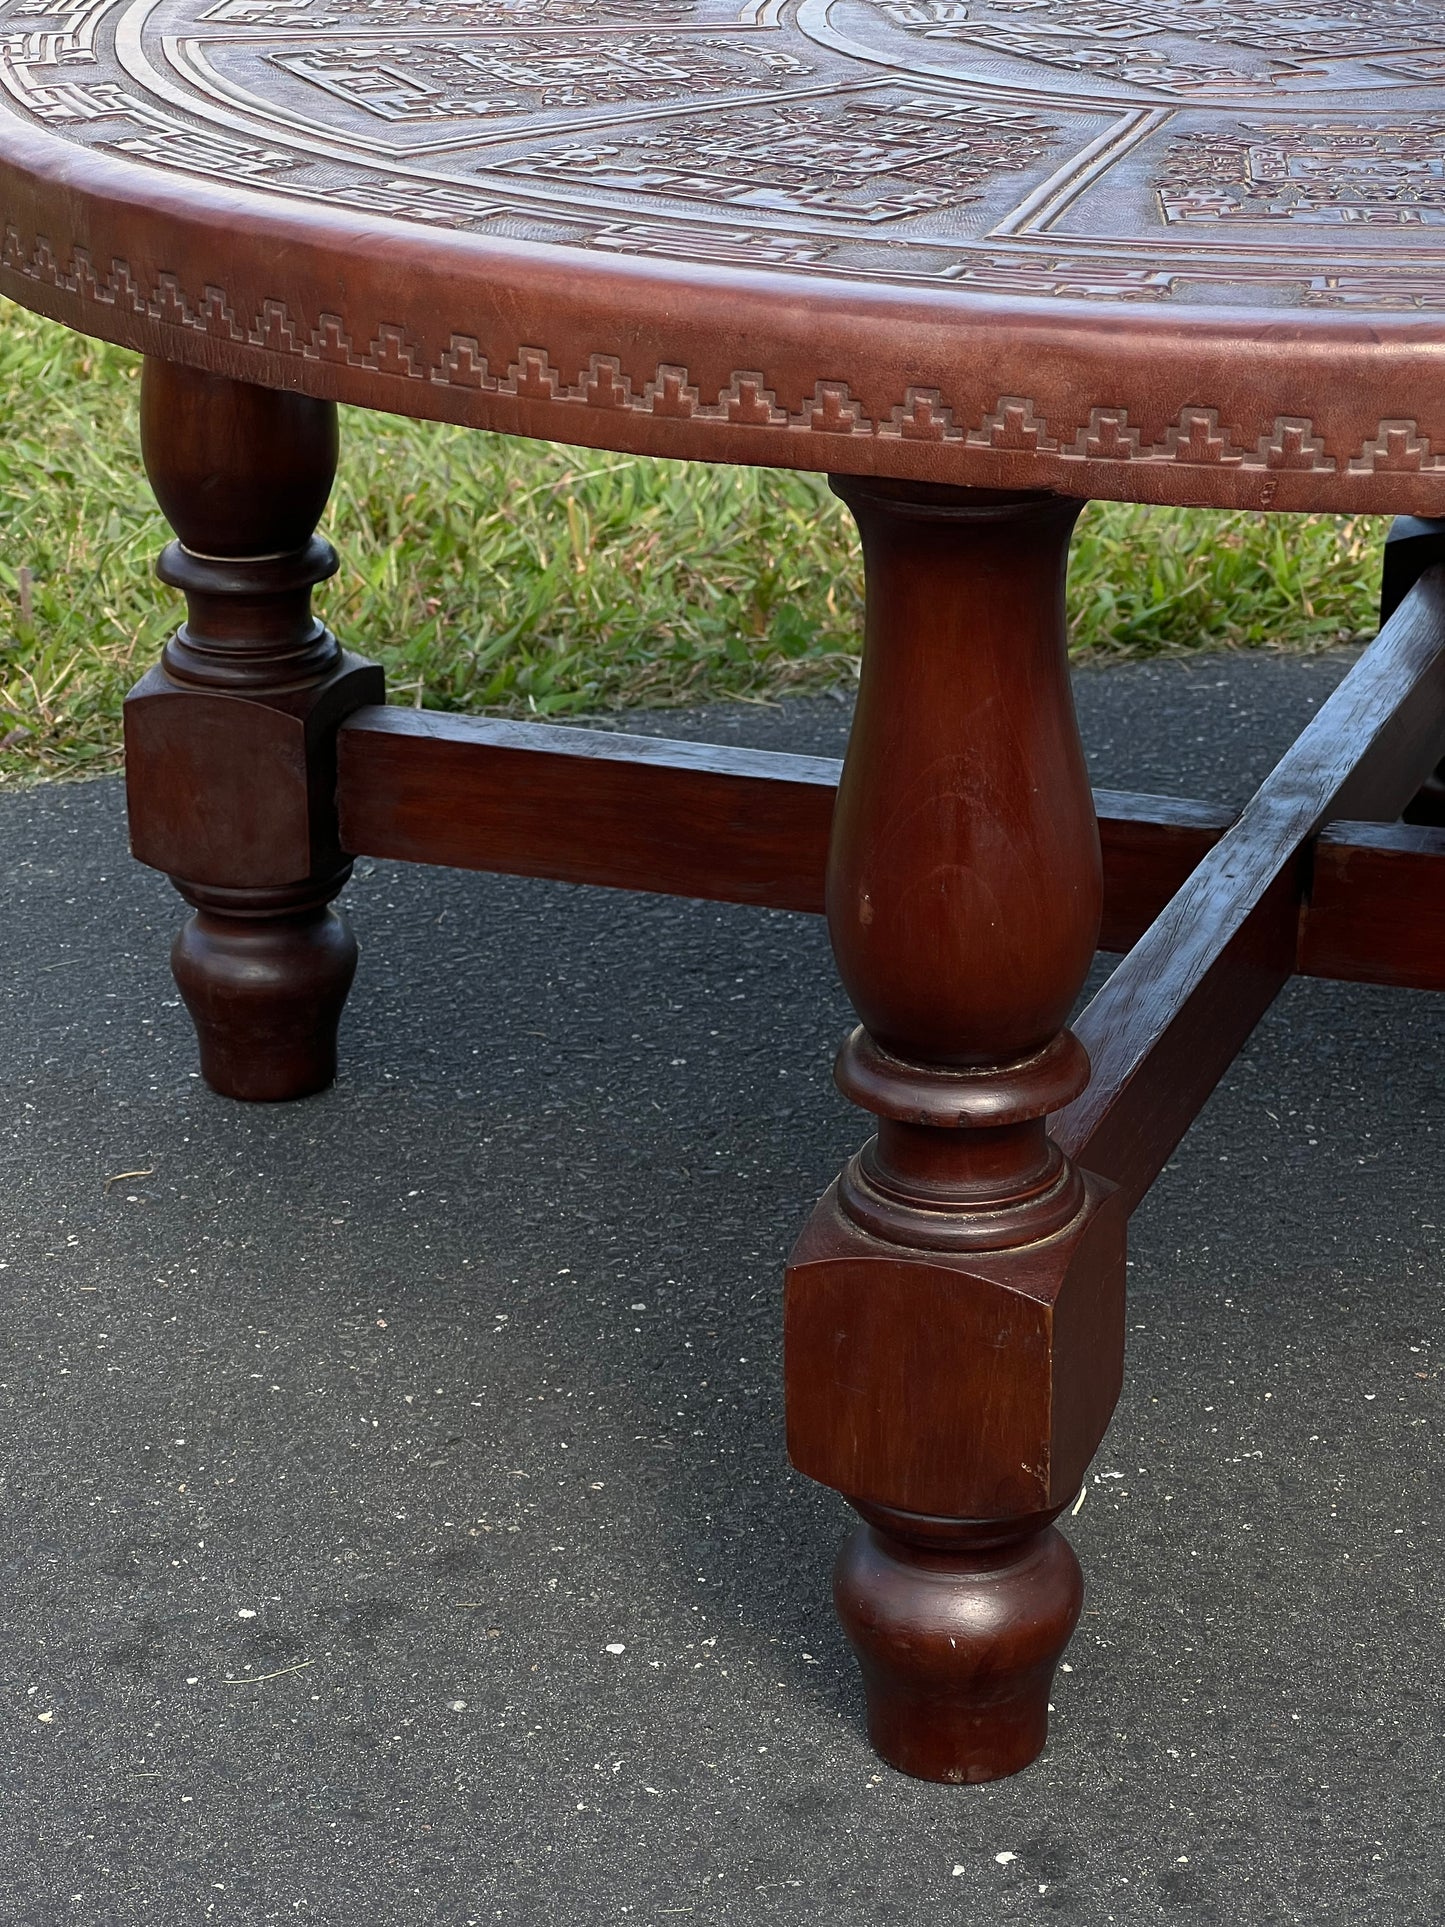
[221,1660,315,1685]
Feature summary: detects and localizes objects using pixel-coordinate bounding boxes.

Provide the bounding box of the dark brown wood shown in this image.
[338,712,840,914]
[1383,517,1445,824]
[834,1519,1084,1788]
[1092,792,1235,953]
[339,711,1445,993]
[124,358,383,1101]
[1301,820,1445,991]
[1055,567,1445,1212]
[337,708,1233,936]
[784,480,1124,1784]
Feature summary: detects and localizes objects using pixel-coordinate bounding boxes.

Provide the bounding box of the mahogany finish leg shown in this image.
[124,360,383,1100]
[1382,517,1445,825]
[785,482,1126,1783]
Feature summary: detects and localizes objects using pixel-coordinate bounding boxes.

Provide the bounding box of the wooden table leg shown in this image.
[123,360,383,1100]
[785,481,1125,1784]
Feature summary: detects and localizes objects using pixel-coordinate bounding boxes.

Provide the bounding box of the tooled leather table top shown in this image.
[3,0,1445,512]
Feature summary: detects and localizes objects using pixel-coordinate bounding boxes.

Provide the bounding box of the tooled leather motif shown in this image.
[7,0,1445,314]
[6,227,1442,477]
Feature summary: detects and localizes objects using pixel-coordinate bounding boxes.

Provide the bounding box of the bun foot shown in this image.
[171,896,358,1101]
[834,1517,1083,1784]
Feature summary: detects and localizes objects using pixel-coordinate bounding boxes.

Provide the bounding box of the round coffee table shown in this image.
[3,0,1445,1785]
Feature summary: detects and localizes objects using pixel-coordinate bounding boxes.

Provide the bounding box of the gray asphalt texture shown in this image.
[2,649,1442,1927]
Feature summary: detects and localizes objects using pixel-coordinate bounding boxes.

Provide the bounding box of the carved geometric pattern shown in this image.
[860,0,1445,95]
[4,0,1445,514]
[323,179,520,225]
[0,0,111,69]
[1160,126,1445,225]
[109,122,305,181]
[501,97,1056,224]
[586,222,830,268]
[2,226,1418,481]
[202,0,696,20]
[1303,271,1445,308]
[1347,421,1445,472]
[3,0,1445,315]
[930,255,1180,300]
[268,37,812,123]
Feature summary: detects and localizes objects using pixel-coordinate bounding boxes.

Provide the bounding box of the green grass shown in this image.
[0,299,1387,785]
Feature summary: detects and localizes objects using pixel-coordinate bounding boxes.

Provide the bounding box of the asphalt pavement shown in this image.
[1,647,1441,1927]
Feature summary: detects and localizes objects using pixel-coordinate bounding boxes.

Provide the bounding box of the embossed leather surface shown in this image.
[3,0,1445,510]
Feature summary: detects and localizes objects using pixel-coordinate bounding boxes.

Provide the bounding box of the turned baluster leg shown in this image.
[124,360,384,1100]
[1382,517,1445,824]
[785,481,1127,1784]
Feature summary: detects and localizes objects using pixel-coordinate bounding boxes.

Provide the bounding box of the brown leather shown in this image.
[4,0,1445,512]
